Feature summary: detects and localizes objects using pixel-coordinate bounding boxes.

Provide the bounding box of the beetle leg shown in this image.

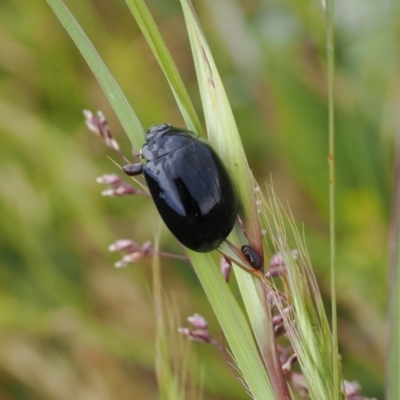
[122,163,144,176]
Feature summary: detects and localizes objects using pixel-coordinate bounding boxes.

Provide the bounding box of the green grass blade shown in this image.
[234,268,290,399]
[179,2,289,397]
[46,0,145,151]
[261,189,345,400]
[188,251,277,400]
[179,0,262,257]
[325,0,340,398]
[125,0,201,135]
[152,235,185,400]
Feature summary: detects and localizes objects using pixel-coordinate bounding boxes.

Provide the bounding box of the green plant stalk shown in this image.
[326,0,340,398]
[46,0,291,397]
[125,0,202,135]
[188,251,278,400]
[179,0,263,258]
[178,1,287,397]
[47,0,276,396]
[262,192,338,399]
[152,232,184,400]
[46,0,145,151]
[234,268,291,399]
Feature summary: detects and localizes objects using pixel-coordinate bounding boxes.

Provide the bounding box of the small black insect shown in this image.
[241,245,263,270]
[123,124,238,252]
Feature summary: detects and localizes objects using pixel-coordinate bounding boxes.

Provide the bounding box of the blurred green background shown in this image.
[0,0,395,398]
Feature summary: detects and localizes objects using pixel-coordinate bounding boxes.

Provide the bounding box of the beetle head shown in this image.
[146,124,172,142]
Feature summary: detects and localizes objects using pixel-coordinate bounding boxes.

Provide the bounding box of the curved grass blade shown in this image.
[188,251,278,400]
[125,0,202,135]
[179,0,262,258]
[46,0,145,151]
[178,3,293,398]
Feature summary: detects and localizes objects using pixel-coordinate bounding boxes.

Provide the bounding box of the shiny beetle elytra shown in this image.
[123,124,238,252]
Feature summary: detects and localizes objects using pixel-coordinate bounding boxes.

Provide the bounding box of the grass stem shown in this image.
[326,0,340,398]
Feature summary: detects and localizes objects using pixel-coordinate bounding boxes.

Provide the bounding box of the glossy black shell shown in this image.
[140,124,238,252]
[241,245,263,270]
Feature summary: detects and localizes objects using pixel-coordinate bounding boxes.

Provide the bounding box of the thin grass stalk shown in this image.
[325,0,340,397]
[261,189,342,399]
[152,233,184,400]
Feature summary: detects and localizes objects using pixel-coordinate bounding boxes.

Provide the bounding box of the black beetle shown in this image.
[241,245,263,270]
[123,124,238,252]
